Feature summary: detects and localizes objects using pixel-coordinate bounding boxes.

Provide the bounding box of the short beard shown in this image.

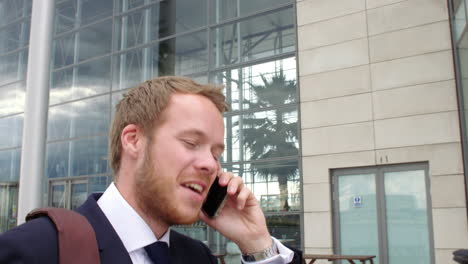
[134,142,199,226]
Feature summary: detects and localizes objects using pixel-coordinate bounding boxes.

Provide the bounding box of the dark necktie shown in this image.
[144,241,170,264]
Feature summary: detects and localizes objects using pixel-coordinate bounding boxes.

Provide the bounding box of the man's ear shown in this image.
[120,124,145,159]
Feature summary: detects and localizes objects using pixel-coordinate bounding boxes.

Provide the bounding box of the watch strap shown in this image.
[241,239,279,262]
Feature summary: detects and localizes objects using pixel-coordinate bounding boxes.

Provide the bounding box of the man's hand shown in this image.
[199,170,272,254]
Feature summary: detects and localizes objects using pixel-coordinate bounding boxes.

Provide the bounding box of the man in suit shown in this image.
[0,76,302,263]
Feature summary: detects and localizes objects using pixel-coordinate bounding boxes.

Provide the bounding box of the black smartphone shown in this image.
[202,177,228,218]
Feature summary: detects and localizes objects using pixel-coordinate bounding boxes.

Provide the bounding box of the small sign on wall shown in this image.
[353,196,362,208]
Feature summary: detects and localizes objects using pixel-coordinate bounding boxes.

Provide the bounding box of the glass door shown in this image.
[383,168,432,264]
[50,182,66,208]
[0,183,18,233]
[335,170,381,263]
[70,181,87,210]
[333,163,434,264]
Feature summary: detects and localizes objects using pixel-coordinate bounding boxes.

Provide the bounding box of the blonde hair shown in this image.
[109,76,228,174]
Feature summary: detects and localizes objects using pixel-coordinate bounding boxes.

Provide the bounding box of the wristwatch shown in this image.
[241,240,279,262]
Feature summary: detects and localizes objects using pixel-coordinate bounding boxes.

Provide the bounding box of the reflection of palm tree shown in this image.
[242,70,298,211]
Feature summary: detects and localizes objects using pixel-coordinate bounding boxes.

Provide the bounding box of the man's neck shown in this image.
[115,180,170,239]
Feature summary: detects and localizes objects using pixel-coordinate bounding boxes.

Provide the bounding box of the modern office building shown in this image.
[0,0,467,263]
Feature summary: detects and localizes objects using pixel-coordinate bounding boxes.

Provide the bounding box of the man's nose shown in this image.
[194,150,218,176]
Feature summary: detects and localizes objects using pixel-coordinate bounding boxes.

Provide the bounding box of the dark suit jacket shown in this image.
[0,194,301,263]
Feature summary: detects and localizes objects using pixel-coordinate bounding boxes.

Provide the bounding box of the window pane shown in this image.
[0,148,21,182]
[0,0,31,27]
[55,0,78,34]
[74,56,111,98]
[71,136,108,176]
[50,67,73,104]
[223,115,241,162]
[172,221,208,244]
[48,94,110,141]
[112,48,150,90]
[50,184,66,208]
[242,160,299,212]
[153,31,208,76]
[266,214,300,249]
[47,103,72,141]
[53,33,75,68]
[212,57,297,112]
[54,20,112,69]
[211,0,291,23]
[55,0,113,35]
[71,182,87,209]
[78,19,112,62]
[114,7,153,50]
[338,173,380,262]
[0,184,18,233]
[384,170,431,264]
[241,58,297,110]
[242,106,299,161]
[51,56,111,104]
[80,0,113,25]
[115,0,160,13]
[0,82,25,117]
[211,8,295,68]
[211,22,239,68]
[0,50,28,86]
[89,176,109,193]
[0,20,30,54]
[72,95,110,137]
[46,141,69,178]
[0,114,23,148]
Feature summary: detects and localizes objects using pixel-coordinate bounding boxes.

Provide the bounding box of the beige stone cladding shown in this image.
[297,0,468,263]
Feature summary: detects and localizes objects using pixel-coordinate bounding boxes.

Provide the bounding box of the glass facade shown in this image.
[0,0,302,254]
[0,0,31,232]
[450,0,468,207]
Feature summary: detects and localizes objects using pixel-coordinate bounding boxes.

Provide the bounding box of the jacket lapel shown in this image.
[77,194,133,264]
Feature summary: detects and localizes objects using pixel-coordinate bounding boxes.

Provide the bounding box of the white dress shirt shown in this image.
[97,182,294,264]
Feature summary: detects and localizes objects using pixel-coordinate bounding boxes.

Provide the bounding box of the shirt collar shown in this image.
[97,182,170,253]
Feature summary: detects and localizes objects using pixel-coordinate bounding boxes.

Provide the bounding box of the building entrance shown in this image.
[332,163,434,264]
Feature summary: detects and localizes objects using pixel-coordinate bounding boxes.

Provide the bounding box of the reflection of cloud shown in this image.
[0,88,25,116]
[50,84,108,105]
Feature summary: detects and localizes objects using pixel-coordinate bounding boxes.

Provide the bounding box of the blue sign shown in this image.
[353,196,362,208]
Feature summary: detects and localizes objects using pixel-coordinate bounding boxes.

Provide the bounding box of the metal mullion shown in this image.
[376,167,388,264]
[118,0,129,90]
[0,16,30,32]
[224,101,299,117]
[46,132,109,145]
[424,163,436,264]
[49,173,111,182]
[331,174,342,254]
[142,0,152,81]
[67,0,82,179]
[211,51,295,73]
[0,182,19,186]
[220,156,299,168]
[0,46,29,58]
[52,52,112,73]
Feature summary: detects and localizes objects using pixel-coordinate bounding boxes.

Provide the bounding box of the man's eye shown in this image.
[183,140,197,148]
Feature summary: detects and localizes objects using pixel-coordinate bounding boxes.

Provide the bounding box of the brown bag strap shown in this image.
[26,208,100,264]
